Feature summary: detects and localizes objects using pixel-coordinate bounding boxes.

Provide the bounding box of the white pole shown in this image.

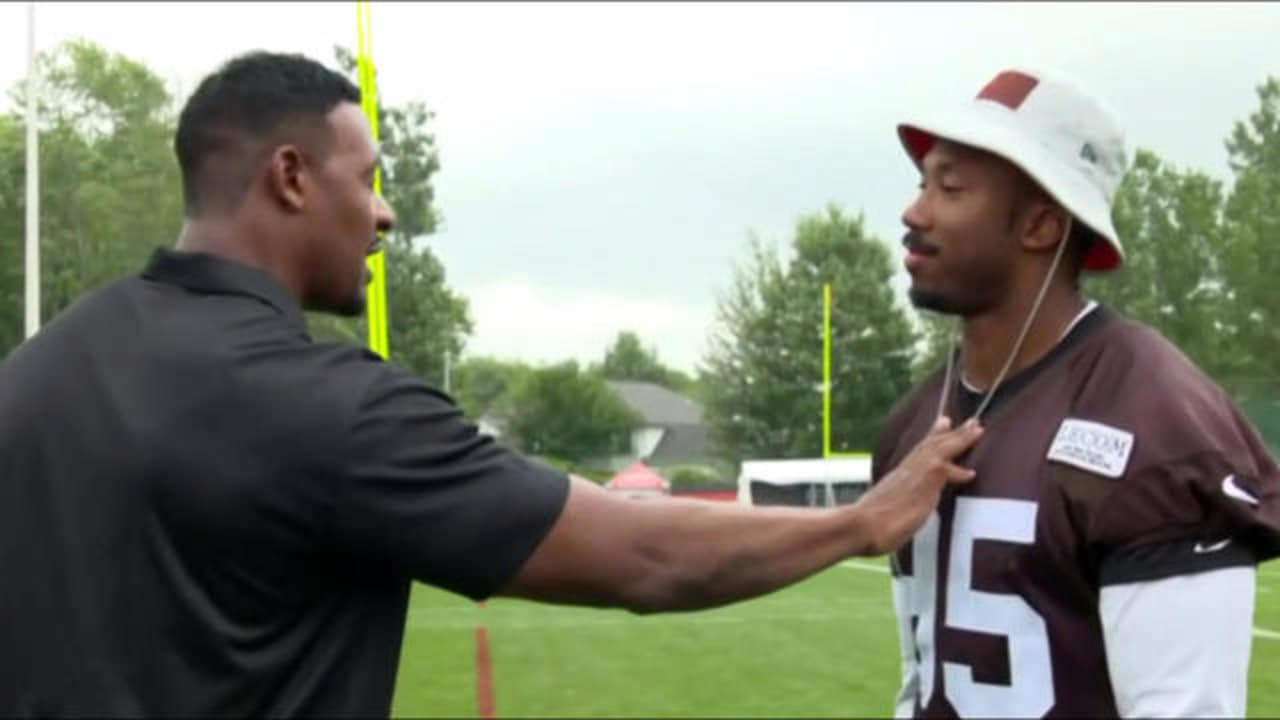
[443,350,452,393]
[23,0,40,339]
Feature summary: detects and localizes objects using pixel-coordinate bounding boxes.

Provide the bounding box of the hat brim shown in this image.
[897,105,1123,272]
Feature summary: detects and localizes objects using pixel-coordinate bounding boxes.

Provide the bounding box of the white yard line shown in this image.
[1254,626,1280,640]
[840,560,890,575]
[405,612,859,631]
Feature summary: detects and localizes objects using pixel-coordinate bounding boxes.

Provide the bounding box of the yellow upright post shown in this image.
[356,0,390,359]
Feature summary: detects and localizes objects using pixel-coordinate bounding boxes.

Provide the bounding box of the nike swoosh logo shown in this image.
[1194,538,1232,554]
[1222,474,1261,506]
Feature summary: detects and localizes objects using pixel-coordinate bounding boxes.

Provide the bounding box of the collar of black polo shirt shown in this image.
[142,248,306,329]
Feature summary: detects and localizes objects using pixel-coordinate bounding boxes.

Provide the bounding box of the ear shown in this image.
[265,144,308,213]
[1019,202,1070,255]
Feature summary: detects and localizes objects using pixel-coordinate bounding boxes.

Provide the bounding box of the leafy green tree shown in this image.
[701,206,917,464]
[1220,77,1280,386]
[597,331,669,384]
[504,360,641,465]
[451,356,531,420]
[592,330,698,395]
[1085,149,1237,380]
[910,310,957,383]
[1219,76,1280,451]
[1,40,181,356]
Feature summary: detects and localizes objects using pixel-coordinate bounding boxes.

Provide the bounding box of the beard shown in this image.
[310,271,368,318]
[331,295,366,318]
[334,279,368,317]
[907,264,1010,318]
[908,287,988,315]
[902,230,1014,316]
[910,287,963,314]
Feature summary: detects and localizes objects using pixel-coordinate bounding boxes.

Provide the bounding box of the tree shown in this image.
[504,360,641,466]
[1220,76,1280,451]
[597,331,669,384]
[451,356,531,420]
[911,310,957,383]
[1084,149,1239,382]
[307,47,472,386]
[592,329,697,395]
[0,40,182,357]
[1221,77,1280,382]
[700,205,917,464]
[0,115,24,353]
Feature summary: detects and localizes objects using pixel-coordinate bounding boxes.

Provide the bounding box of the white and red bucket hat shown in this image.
[898,68,1129,271]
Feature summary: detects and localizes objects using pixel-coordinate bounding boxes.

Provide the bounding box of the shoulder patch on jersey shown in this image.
[1047,418,1135,479]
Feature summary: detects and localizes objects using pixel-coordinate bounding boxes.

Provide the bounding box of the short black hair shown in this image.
[174,51,361,216]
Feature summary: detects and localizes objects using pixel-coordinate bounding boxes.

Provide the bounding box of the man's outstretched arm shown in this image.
[501,417,982,613]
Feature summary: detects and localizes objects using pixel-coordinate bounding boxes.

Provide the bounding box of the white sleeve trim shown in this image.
[1100,566,1255,718]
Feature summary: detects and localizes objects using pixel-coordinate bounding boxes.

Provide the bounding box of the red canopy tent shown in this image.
[605,461,670,496]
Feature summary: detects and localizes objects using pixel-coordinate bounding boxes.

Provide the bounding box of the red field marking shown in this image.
[475,622,496,718]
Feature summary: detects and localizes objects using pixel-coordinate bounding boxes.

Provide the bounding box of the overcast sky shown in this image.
[1,2,1276,372]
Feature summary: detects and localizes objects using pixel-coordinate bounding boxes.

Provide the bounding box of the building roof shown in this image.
[606,380,703,426]
[649,423,711,464]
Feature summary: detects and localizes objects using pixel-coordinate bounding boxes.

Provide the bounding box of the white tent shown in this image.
[736,456,872,507]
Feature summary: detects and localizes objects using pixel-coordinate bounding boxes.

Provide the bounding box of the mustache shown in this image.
[902,231,939,256]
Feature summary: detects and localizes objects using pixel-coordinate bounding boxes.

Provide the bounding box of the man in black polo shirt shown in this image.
[0,51,982,717]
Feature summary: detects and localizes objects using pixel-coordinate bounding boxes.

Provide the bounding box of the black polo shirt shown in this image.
[0,248,570,717]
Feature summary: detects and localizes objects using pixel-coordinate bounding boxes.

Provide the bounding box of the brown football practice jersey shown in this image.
[873,306,1280,718]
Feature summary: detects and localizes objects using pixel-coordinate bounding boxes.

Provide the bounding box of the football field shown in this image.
[392,558,1280,717]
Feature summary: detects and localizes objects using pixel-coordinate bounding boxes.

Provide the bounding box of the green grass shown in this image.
[1251,561,1280,718]
[392,558,1280,718]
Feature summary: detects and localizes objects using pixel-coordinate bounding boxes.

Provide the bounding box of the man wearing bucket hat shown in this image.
[872,67,1280,718]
